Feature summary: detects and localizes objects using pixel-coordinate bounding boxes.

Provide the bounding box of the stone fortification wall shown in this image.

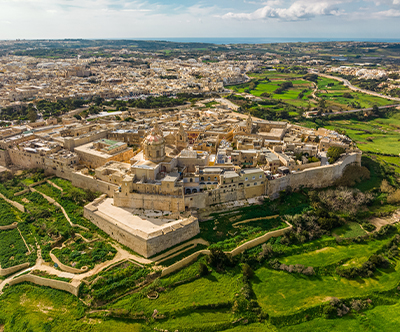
[146,219,200,258]
[0,193,25,213]
[0,149,10,167]
[84,197,200,258]
[8,274,79,296]
[293,161,321,172]
[64,130,108,151]
[267,152,361,198]
[114,193,185,213]
[185,183,265,210]
[0,262,30,276]
[71,172,118,197]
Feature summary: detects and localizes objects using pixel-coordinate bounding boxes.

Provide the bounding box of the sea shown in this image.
[131,37,400,45]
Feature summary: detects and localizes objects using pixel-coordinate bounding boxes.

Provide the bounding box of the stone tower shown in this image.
[176,123,188,150]
[246,114,253,134]
[143,121,166,163]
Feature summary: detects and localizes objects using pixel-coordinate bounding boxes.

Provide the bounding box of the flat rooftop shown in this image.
[95,198,193,239]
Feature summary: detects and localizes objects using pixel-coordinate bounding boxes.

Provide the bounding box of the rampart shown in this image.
[114,193,185,213]
[84,196,200,258]
[7,274,79,296]
[0,263,30,277]
[267,152,361,198]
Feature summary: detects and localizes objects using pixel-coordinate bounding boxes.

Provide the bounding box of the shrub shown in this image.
[242,263,254,279]
[199,263,209,276]
[326,146,346,164]
[387,189,400,204]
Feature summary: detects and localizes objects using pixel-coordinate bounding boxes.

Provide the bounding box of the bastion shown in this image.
[84,195,200,258]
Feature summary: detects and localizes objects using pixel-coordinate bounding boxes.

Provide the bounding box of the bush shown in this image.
[327,146,346,164]
[242,263,254,279]
[199,263,209,276]
[334,164,370,187]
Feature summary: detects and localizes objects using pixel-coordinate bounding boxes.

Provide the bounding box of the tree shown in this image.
[27,109,37,123]
[326,146,346,164]
[199,263,209,276]
[242,263,254,279]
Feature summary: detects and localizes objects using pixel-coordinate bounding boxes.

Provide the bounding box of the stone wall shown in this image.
[50,251,88,274]
[161,225,292,277]
[0,262,30,277]
[71,172,118,197]
[0,193,25,213]
[0,222,18,231]
[84,198,200,258]
[64,130,108,151]
[229,227,291,256]
[0,149,10,167]
[267,152,361,198]
[8,274,79,296]
[114,192,185,212]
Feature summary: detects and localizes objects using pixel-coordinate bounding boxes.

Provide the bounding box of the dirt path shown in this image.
[369,210,400,232]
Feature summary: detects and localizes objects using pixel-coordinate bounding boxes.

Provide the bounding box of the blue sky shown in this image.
[0,0,400,39]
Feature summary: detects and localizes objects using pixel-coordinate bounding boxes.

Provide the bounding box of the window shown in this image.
[259,175,262,178]
[208,177,211,181]
[214,177,217,181]
[190,178,193,183]
[201,177,204,181]
[254,182,257,185]
[245,177,248,181]
[252,176,255,180]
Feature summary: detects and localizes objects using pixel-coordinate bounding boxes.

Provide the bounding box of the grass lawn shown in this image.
[281,236,390,267]
[325,113,400,155]
[332,222,367,238]
[111,269,243,315]
[253,257,400,317]
[280,301,400,332]
[0,228,33,269]
[0,284,143,332]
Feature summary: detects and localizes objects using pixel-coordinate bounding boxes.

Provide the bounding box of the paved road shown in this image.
[321,103,400,116]
[310,70,400,102]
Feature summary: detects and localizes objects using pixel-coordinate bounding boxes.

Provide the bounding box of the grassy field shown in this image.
[228,72,394,114]
[332,222,367,238]
[280,236,391,268]
[325,111,400,155]
[280,302,400,331]
[229,72,314,109]
[254,256,400,316]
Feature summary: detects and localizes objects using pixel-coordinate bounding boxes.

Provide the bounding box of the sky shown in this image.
[1,0,400,40]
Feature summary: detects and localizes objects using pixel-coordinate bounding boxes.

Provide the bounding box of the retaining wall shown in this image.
[0,263,30,277]
[49,251,88,274]
[161,225,292,277]
[8,274,79,296]
[0,222,18,231]
[0,193,25,213]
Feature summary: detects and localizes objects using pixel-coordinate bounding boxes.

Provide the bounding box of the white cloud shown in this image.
[375,8,400,15]
[222,0,345,21]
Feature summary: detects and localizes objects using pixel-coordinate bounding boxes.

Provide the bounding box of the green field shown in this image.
[325,111,400,155]
[229,72,314,108]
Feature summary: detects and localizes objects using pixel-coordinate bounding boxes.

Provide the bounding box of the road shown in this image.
[321,103,400,116]
[309,70,400,102]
